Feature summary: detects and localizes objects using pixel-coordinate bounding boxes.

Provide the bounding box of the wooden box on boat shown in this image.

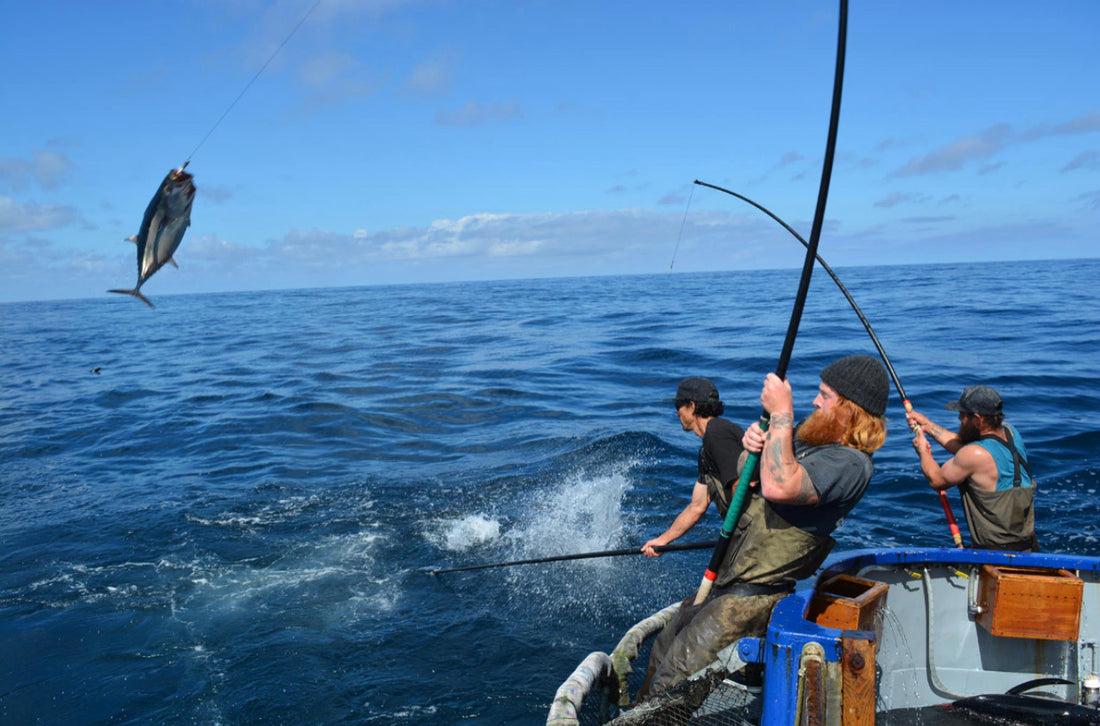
[804,573,889,632]
[976,564,1083,641]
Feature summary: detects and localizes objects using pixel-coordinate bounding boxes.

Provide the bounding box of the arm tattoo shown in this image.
[764,420,796,490]
[793,469,817,505]
[763,412,815,503]
[765,436,787,482]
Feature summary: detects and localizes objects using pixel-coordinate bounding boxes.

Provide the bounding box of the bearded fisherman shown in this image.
[907,386,1039,552]
[639,354,888,698]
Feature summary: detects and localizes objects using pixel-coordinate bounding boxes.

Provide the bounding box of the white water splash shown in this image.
[423,463,639,560]
[164,529,396,627]
[431,514,502,551]
[504,466,637,558]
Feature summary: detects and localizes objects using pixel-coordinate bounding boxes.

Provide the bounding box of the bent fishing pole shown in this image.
[427,540,718,576]
[692,0,848,607]
[692,179,964,548]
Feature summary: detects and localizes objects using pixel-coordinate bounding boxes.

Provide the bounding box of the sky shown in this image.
[2,1,1098,304]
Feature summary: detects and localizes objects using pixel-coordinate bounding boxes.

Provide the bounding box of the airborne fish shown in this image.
[109,165,196,308]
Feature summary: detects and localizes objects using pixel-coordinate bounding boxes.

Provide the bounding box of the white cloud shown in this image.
[893,123,1013,176]
[245,209,689,273]
[874,192,931,209]
[0,196,82,233]
[185,233,259,262]
[488,239,542,256]
[294,52,381,111]
[1062,151,1100,173]
[873,136,923,153]
[197,183,234,204]
[892,111,1100,177]
[435,100,523,127]
[1079,190,1100,211]
[0,236,113,282]
[254,207,789,282]
[297,52,358,86]
[312,0,421,21]
[0,150,73,190]
[405,52,459,97]
[776,151,805,169]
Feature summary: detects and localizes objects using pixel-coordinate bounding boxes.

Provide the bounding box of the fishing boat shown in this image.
[548,546,1100,725]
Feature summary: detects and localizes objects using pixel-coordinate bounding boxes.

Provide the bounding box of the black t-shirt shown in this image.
[697,417,746,488]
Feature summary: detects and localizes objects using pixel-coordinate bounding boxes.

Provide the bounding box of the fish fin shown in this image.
[125,235,138,243]
[168,257,179,269]
[107,288,155,309]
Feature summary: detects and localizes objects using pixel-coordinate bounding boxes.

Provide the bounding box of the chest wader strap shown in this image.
[979,427,1033,487]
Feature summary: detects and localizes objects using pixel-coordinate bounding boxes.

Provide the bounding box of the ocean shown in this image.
[2,258,1098,724]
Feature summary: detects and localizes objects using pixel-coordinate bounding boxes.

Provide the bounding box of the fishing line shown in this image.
[693,180,890,375]
[668,183,696,272]
[182,0,323,166]
[692,179,964,547]
[693,0,848,606]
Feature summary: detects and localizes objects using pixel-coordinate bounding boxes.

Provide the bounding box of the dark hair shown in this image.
[690,399,725,419]
[976,412,1005,429]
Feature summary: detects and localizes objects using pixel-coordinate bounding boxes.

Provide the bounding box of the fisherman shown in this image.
[907,385,1039,551]
[641,377,745,558]
[639,354,888,699]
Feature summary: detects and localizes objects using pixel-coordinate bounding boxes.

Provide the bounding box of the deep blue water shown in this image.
[2,259,1099,724]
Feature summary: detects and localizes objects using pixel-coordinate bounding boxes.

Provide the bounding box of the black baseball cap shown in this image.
[945,385,1003,416]
[674,377,720,407]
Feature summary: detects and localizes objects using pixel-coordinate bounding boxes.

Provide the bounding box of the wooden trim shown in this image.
[841,636,876,726]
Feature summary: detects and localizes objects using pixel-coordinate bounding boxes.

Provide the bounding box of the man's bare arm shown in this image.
[913,431,981,491]
[908,411,964,454]
[642,481,710,556]
[760,412,819,505]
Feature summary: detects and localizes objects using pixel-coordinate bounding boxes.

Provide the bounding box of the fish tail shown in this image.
[107,288,155,309]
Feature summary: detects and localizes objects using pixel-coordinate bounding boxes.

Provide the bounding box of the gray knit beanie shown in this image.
[819,354,889,416]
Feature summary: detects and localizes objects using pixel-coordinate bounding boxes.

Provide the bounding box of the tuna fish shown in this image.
[109,165,196,308]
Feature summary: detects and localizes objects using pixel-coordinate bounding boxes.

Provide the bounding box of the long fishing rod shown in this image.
[427,540,718,576]
[693,179,964,548]
[692,0,849,607]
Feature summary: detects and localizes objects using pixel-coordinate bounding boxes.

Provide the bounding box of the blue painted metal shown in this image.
[818,547,1100,579]
[757,591,850,725]
[738,636,765,664]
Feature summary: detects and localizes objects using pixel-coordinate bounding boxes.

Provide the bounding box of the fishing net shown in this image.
[603,667,760,726]
[548,603,762,726]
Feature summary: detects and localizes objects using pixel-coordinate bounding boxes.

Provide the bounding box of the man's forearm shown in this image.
[918,448,950,490]
[761,412,817,504]
[923,421,962,454]
[659,505,704,543]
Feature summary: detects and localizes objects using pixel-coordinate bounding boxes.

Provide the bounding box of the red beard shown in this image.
[796,407,848,447]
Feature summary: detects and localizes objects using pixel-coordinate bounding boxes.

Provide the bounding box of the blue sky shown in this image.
[2,1,1098,304]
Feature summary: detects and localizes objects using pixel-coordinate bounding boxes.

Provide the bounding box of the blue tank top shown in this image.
[974,424,1033,491]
